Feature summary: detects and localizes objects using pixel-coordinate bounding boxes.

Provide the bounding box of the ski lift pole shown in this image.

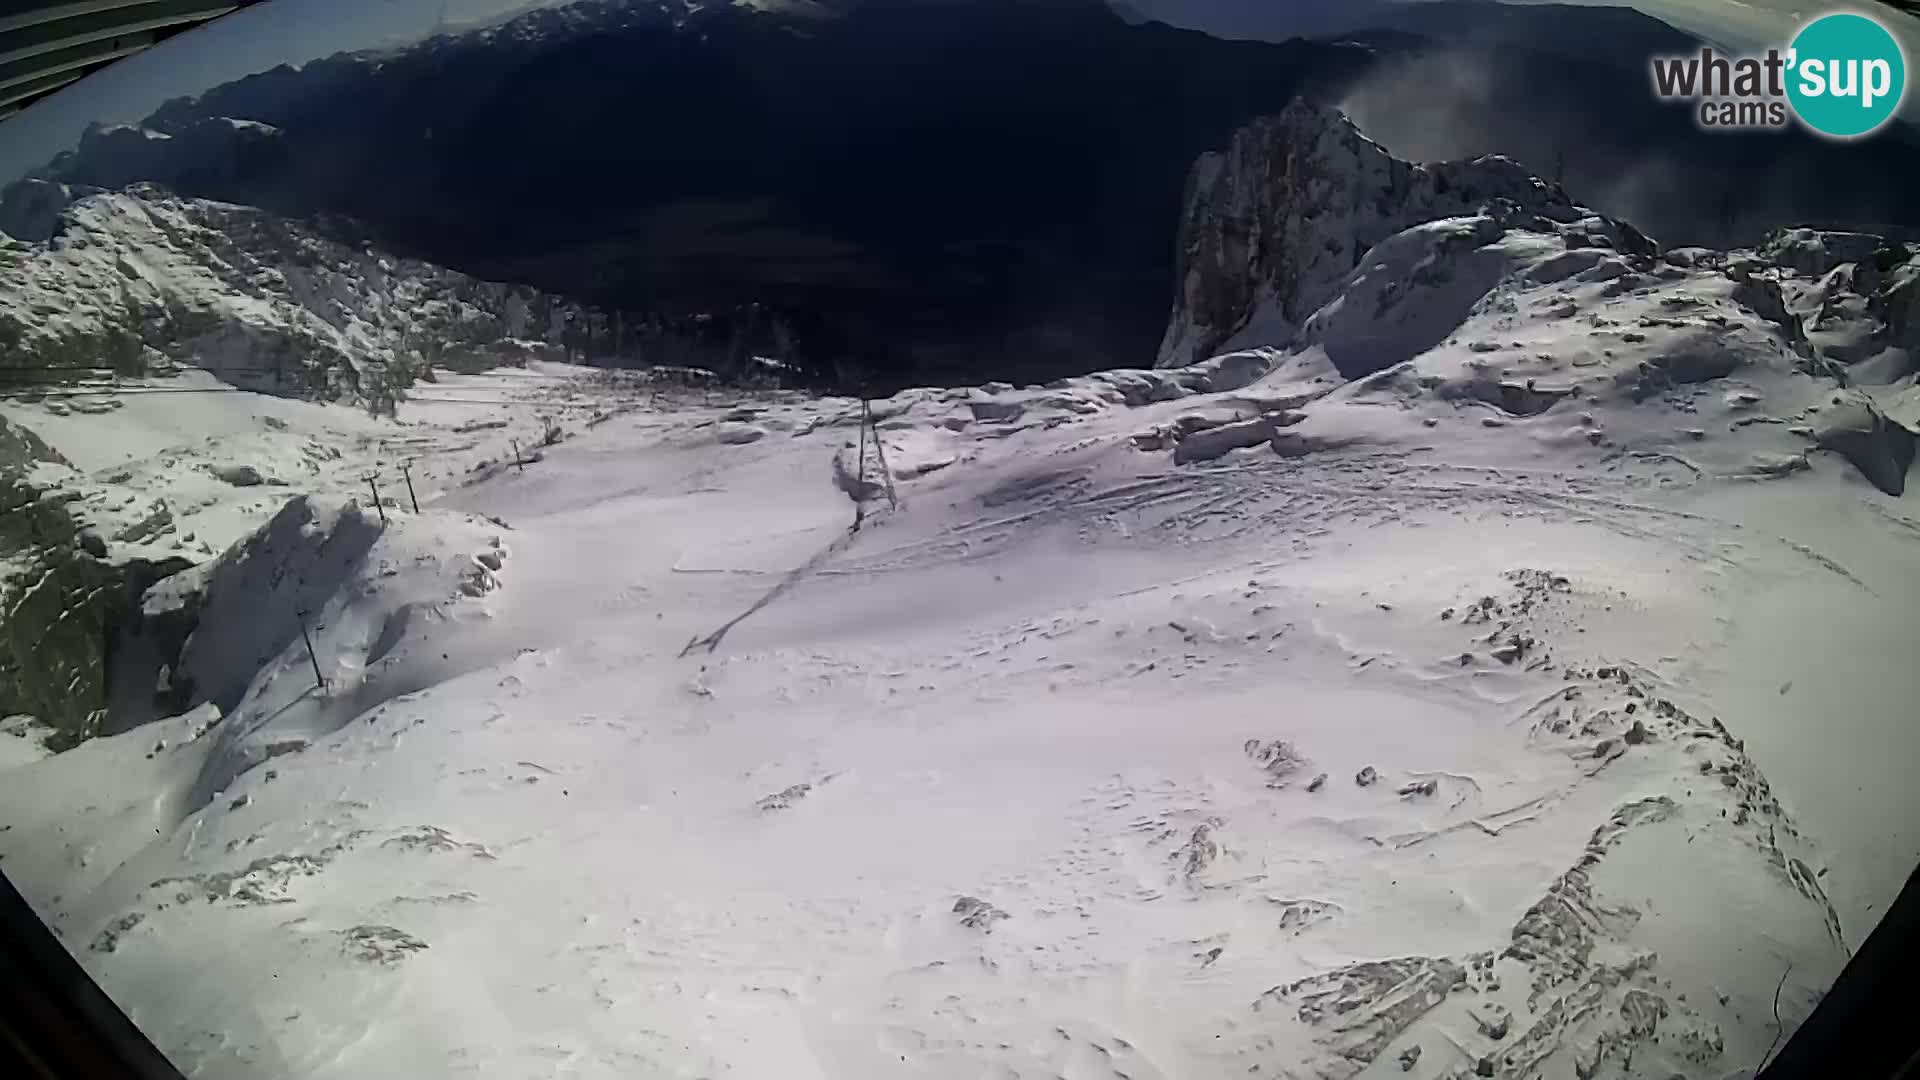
[399,461,420,513]
[854,398,868,530]
[296,609,325,691]
[365,474,388,525]
[864,398,899,511]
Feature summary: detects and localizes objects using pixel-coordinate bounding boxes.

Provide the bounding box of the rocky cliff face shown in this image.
[0,416,193,744]
[0,184,581,410]
[1157,99,1606,369]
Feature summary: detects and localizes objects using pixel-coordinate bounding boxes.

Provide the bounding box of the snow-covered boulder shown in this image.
[1292,213,1551,378]
[1172,414,1288,463]
[716,423,767,445]
[0,713,55,769]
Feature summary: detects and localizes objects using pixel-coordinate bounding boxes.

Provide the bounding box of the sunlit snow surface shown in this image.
[4,230,1920,1079]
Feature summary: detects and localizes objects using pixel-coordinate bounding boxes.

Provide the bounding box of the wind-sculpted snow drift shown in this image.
[2,102,1918,1079]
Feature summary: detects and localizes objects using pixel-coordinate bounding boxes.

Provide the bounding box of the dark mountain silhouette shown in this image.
[40,0,1384,385]
[23,0,1920,389]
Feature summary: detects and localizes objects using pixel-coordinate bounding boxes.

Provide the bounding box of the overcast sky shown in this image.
[1,0,1915,184]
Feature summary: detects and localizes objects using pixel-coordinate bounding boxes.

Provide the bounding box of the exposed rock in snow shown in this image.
[1172,413,1289,464]
[951,895,1009,931]
[0,414,194,741]
[207,464,267,487]
[1770,230,1920,385]
[1813,392,1916,496]
[1762,228,1887,277]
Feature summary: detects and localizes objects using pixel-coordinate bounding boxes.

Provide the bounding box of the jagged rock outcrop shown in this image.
[1157,99,1611,369]
[1761,228,1886,277]
[1892,267,1920,358]
[0,186,582,411]
[0,416,192,744]
[1814,392,1916,496]
[1765,229,1920,384]
[0,178,75,243]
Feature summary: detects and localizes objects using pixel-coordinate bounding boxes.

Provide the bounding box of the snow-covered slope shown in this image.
[4,363,1903,1079]
[0,361,638,742]
[0,183,579,409]
[4,105,1920,1080]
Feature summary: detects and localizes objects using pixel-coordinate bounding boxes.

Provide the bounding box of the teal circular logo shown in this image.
[1786,12,1908,138]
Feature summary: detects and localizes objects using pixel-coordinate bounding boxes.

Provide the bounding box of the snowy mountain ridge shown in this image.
[0,182,581,409]
[8,0,1390,384]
